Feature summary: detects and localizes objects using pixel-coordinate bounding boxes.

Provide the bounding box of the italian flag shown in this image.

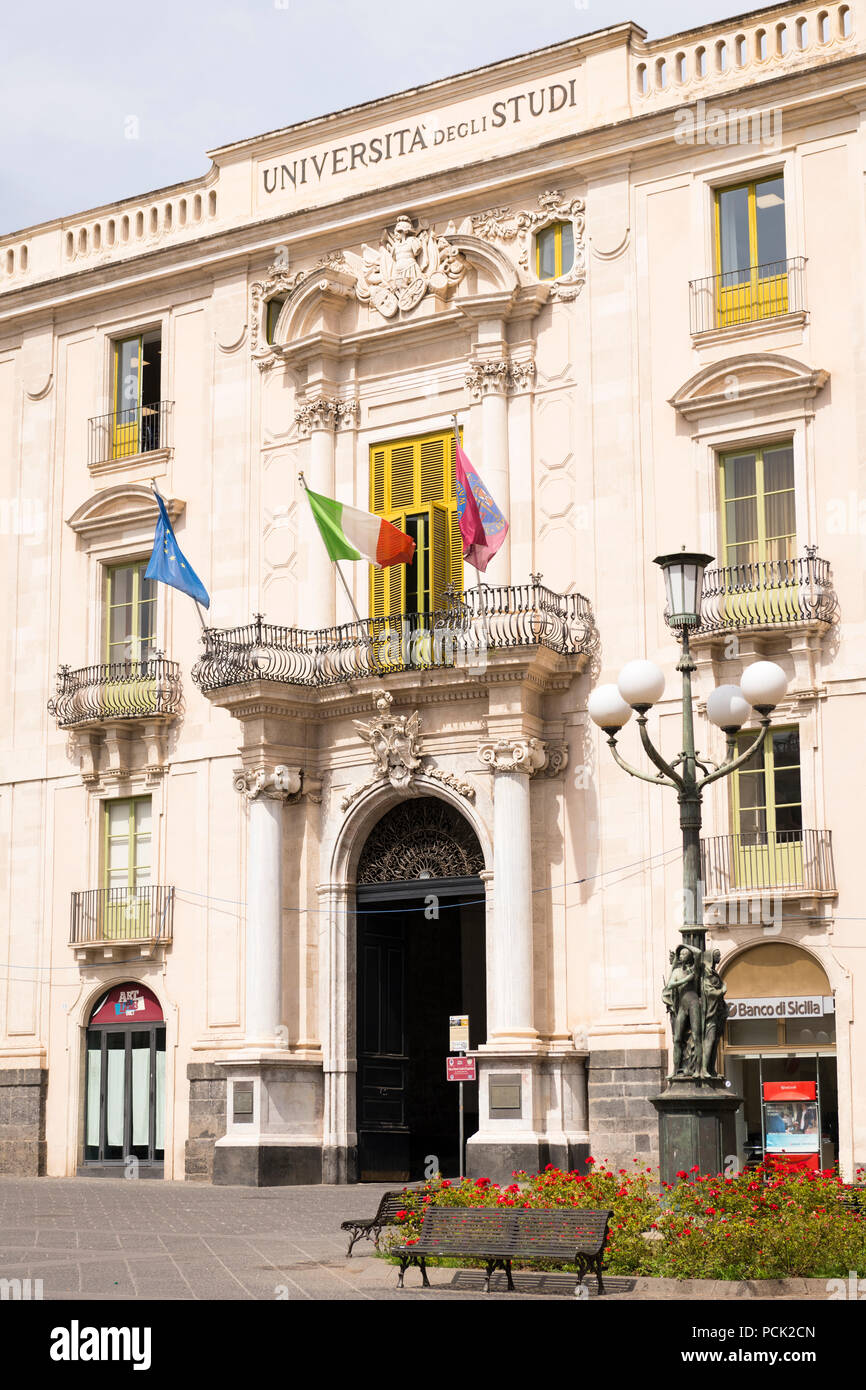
[304,485,416,567]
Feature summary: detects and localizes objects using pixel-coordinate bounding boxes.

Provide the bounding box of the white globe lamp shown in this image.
[740,661,788,714]
[617,659,666,712]
[706,684,751,733]
[588,684,633,733]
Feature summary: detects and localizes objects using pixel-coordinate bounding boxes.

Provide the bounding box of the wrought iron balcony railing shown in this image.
[689,257,806,334]
[88,400,172,466]
[48,655,182,727]
[70,885,174,945]
[192,579,597,692]
[701,830,835,897]
[696,551,836,635]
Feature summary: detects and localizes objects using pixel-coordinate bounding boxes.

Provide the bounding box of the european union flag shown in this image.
[145,490,210,609]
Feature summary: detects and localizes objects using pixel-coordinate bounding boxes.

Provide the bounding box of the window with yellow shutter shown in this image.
[368,430,463,620]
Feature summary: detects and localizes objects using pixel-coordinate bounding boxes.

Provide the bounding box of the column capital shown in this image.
[465,357,536,398]
[294,396,359,435]
[477,737,548,776]
[233,764,303,802]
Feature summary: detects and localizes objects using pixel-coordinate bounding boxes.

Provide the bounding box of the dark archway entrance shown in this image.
[355,798,486,1182]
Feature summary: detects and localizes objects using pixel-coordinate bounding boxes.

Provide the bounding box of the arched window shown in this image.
[536,220,574,281]
[265,296,286,344]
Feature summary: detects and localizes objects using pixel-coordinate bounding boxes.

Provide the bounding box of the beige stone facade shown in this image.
[1,1,865,1183]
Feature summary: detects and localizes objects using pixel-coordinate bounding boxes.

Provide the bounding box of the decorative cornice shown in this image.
[469,189,586,301]
[477,737,550,776]
[669,353,829,423]
[465,357,536,397]
[233,765,303,802]
[294,396,360,434]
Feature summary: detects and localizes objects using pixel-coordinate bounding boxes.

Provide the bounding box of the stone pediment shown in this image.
[670,353,829,421]
[67,484,184,548]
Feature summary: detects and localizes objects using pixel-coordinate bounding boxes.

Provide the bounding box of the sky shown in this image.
[2,0,761,233]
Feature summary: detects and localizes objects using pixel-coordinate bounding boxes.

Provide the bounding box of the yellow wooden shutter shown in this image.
[431,504,450,611]
[448,509,464,595]
[371,448,386,515]
[389,444,415,510]
[420,436,445,503]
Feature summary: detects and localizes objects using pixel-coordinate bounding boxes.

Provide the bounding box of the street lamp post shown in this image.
[588,550,790,1181]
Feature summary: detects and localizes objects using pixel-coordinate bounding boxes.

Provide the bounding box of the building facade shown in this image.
[1,1,865,1185]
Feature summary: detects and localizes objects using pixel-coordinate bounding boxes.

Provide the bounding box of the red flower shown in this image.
[395,1210,407,1221]
[676,1170,688,1179]
[690,1165,700,1172]
[440,1180,452,1188]
[585,1157,595,1165]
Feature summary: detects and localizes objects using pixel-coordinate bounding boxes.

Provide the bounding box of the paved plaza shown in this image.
[0,1177,837,1301]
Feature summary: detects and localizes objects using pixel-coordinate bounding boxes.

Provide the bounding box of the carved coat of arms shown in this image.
[345,214,466,319]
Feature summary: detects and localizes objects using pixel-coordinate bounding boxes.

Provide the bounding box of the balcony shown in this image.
[694,551,836,638]
[192,581,597,693]
[689,257,806,335]
[701,830,836,905]
[48,655,182,729]
[88,400,172,468]
[70,885,174,961]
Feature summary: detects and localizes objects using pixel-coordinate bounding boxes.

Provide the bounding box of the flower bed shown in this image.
[384,1159,866,1279]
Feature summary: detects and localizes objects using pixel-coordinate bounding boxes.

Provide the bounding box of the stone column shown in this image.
[465,361,512,582]
[296,398,339,629]
[477,737,548,1045]
[233,764,302,1047]
[213,763,326,1187]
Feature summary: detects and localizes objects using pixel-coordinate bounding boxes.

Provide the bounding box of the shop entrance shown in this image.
[81,983,166,1175]
[354,798,486,1182]
[721,942,837,1172]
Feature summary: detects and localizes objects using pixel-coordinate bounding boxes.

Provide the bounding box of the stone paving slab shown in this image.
[0,1175,843,1301]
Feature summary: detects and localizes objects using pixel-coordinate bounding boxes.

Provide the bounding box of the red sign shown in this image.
[763,1081,817,1101]
[447,1056,476,1082]
[90,983,164,1026]
[764,1152,820,1174]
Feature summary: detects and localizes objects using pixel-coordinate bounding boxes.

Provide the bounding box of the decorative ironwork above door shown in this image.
[356,797,484,884]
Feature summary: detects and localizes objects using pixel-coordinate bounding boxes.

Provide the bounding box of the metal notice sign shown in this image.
[447,1056,476,1082]
[449,1014,469,1053]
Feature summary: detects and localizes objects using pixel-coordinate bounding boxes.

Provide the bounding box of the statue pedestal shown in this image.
[651,1077,742,1184]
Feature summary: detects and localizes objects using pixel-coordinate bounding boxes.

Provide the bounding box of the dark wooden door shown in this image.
[357,911,410,1180]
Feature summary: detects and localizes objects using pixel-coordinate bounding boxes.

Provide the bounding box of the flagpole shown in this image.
[298,471,365,629]
[150,477,207,631]
[451,415,490,644]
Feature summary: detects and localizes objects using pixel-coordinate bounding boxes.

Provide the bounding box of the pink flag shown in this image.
[454,441,508,573]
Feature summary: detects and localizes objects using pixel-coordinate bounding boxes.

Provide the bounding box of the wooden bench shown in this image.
[392,1207,613,1295]
[838,1185,866,1214]
[341,1190,417,1257]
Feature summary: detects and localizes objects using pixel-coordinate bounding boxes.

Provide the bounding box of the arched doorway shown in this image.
[355,797,486,1181]
[720,943,837,1173]
[82,983,166,1175]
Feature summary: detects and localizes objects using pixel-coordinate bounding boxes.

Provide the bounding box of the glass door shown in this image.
[715,176,787,326]
[104,561,157,712]
[103,797,152,939]
[112,336,143,458]
[84,1025,166,1166]
[720,442,796,623]
[733,728,803,889]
